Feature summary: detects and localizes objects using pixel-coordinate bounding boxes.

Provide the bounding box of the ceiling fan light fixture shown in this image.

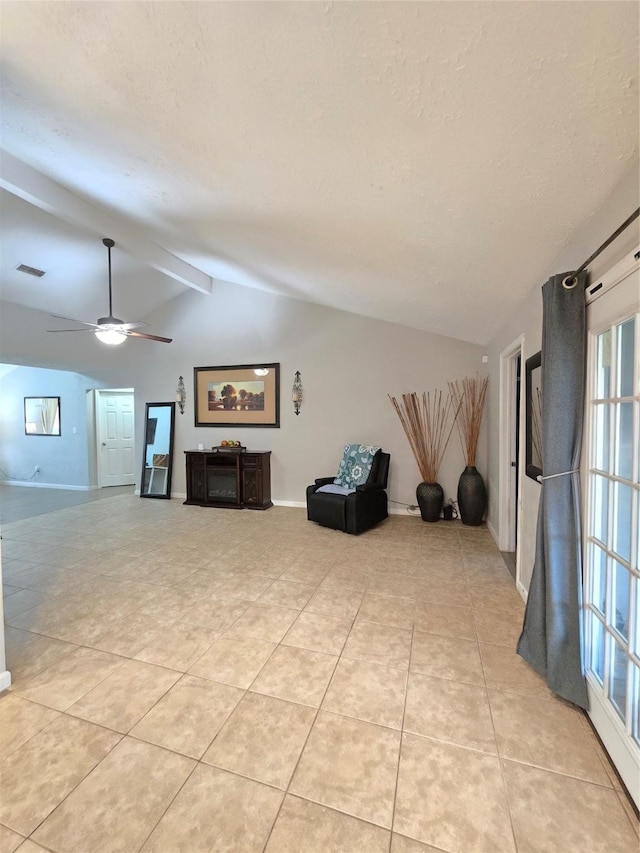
[95,329,127,346]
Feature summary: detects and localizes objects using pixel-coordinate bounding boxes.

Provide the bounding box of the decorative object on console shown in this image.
[176,376,186,414]
[194,364,280,428]
[448,375,489,526]
[292,370,303,416]
[388,389,460,522]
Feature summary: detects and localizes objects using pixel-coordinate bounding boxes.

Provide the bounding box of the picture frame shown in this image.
[525,351,543,482]
[146,417,158,445]
[194,363,280,428]
[24,396,61,436]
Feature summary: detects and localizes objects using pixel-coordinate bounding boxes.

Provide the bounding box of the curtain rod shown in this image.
[562,207,640,289]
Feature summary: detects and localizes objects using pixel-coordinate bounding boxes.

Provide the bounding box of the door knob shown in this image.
[101,442,107,447]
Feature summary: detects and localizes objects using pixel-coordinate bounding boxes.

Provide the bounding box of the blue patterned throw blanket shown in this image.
[333,444,380,489]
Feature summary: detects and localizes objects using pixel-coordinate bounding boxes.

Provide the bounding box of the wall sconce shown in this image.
[292,370,303,416]
[176,376,186,415]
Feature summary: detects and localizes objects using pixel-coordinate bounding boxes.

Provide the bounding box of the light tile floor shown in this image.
[0,487,638,852]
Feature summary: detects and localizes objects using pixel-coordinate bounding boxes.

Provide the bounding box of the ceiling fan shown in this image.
[47,238,172,345]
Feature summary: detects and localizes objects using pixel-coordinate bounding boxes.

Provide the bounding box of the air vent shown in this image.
[16,264,46,278]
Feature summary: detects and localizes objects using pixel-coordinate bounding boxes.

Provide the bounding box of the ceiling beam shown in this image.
[0,150,213,294]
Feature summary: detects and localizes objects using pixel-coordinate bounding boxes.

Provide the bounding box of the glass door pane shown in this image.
[584,265,639,805]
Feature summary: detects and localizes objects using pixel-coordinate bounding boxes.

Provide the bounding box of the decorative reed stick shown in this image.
[388,389,461,483]
[448,375,488,467]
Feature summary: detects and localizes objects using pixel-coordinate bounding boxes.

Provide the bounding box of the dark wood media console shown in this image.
[184,449,272,510]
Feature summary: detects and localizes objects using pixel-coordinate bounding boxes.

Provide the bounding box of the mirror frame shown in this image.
[140,402,176,499]
[24,396,61,436]
[525,351,543,482]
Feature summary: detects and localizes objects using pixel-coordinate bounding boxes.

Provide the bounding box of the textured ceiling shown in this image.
[1,1,638,345]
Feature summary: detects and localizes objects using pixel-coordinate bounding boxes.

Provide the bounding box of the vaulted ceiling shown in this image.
[1,1,638,346]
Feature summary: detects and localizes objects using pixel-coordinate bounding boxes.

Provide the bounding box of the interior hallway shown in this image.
[0,486,638,852]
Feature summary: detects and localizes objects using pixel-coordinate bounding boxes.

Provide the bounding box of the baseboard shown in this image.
[486,518,499,546]
[0,480,92,491]
[516,579,528,602]
[389,505,421,517]
[172,497,428,516]
[167,498,306,508]
[0,670,12,692]
[272,501,419,516]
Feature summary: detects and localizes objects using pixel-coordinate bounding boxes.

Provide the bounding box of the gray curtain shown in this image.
[517,271,589,709]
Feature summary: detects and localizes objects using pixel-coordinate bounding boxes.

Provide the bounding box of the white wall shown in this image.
[129,284,489,507]
[1,289,487,508]
[486,159,640,593]
[0,364,104,488]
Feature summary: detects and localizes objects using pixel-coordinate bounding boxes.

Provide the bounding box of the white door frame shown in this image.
[95,388,135,488]
[498,336,524,576]
[583,246,639,806]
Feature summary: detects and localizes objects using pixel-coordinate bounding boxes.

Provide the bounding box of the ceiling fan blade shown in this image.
[126,330,173,344]
[114,321,149,331]
[48,242,165,343]
[50,314,100,329]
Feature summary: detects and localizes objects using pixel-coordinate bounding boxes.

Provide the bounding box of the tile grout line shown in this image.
[22,724,126,845]
[3,497,632,850]
[134,754,201,851]
[387,596,414,853]
[479,622,521,853]
[259,556,368,852]
[8,571,279,846]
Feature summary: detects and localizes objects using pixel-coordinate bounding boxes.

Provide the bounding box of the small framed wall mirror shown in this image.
[24,397,61,436]
[525,351,543,482]
[140,402,176,499]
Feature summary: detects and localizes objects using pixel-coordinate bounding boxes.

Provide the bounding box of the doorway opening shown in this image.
[94,389,135,488]
[499,337,524,583]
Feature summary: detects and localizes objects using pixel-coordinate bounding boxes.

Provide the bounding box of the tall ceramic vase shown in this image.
[416,481,444,522]
[457,466,487,526]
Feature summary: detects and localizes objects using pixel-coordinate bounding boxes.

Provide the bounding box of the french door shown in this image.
[583,247,639,805]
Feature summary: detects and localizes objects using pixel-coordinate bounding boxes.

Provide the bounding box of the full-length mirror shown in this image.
[141,402,176,498]
[525,351,543,482]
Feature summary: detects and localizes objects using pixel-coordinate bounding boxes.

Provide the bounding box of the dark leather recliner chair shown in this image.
[306,450,390,535]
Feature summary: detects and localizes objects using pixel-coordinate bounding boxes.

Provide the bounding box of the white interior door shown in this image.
[583,247,639,806]
[96,390,135,487]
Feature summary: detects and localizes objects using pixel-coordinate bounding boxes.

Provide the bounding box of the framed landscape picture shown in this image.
[194,363,280,428]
